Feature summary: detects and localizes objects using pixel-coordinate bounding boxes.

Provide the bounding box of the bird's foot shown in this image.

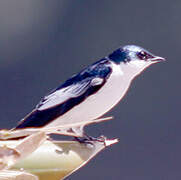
[85,134,106,142]
[74,134,107,145]
[73,137,93,144]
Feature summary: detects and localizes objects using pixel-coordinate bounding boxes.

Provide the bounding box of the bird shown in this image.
[14,45,165,139]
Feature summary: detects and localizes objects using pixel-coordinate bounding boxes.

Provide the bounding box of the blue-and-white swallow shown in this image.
[15,45,165,138]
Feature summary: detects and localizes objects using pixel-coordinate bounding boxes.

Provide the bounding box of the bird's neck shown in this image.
[120,62,152,80]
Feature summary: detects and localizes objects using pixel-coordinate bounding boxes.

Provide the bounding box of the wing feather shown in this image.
[15,59,112,129]
[37,77,104,111]
[37,79,97,111]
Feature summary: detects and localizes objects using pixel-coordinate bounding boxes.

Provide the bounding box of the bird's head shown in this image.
[108,45,165,77]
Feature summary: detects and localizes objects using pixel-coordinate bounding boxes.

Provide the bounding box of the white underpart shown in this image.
[45,60,152,135]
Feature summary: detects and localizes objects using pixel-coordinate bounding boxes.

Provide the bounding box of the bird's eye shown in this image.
[137,51,147,60]
[137,51,154,60]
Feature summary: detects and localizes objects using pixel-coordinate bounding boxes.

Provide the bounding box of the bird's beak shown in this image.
[150,56,166,63]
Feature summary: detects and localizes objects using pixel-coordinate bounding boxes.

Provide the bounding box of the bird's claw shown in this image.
[74,137,93,145]
[74,135,107,145]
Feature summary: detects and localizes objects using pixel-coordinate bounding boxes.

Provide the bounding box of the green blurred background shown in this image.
[0,0,180,179]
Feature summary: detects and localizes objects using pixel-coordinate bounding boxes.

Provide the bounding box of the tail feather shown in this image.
[15,110,52,129]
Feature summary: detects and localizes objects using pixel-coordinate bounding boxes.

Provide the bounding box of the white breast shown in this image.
[46,62,133,128]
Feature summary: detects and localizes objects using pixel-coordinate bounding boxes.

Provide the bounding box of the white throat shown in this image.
[120,60,153,80]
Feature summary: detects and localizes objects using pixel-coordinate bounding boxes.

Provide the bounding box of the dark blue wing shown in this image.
[15,59,112,129]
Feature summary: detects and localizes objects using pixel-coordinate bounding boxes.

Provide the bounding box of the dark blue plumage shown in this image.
[108,48,128,64]
[16,59,112,129]
[55,58,111,91]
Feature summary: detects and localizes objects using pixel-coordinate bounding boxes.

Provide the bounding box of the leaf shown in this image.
[0,132,46,170]
[0,170,38,180]
[3,137,118,180]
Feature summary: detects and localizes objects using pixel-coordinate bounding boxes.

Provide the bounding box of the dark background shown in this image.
[0,0,180,179]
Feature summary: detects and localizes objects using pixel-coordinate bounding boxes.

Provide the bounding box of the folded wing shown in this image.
[15,59,112,129]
